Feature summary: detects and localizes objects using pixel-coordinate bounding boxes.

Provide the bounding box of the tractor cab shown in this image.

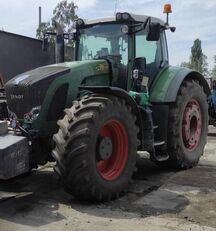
[73,10,174,93]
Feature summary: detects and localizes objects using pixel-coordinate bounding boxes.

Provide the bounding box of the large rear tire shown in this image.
[52,95,139,201]
[157,79,208,169]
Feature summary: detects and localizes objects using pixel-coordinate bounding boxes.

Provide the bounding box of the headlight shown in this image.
[121,25,129,34]
[116,12,122,21]
[116,12,133,22]
[7,110,18,129]
[122,13,130,20]
[24,106,41,123]
[75,18,85,28]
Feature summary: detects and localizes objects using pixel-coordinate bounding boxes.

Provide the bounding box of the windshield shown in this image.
[77,24,128,65]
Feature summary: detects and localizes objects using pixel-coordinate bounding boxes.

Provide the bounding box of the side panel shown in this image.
[149,66,210,103]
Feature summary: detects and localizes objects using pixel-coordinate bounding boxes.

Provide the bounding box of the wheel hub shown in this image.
[98,136,113,160]
[96,119,128,181]
[182,99,202,151]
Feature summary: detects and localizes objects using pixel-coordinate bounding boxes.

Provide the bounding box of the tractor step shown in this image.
[154,141,165,146]
[152,140,169,162]
[153,153,169,162]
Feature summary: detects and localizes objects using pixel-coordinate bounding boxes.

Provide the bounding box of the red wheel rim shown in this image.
[182,99,202,151]
[96,119,128,181]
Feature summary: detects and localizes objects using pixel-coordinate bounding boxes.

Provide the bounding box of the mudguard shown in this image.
[149,66,211,103]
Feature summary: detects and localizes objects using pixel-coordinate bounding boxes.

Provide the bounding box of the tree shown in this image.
[190,39,202,72]
[202,54,209,77]
[36,22,53,40]
[181,39,209,76]
[180,61,191,68]
[36,0,78,61]
[52,0,78,33]
[36,0,78,39]
[189,39,209,76]
[211,56,216,79]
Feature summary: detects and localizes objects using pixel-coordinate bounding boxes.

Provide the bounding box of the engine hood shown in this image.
[5,65,70,119]
[6,65,71,87]
[5,60,110,119]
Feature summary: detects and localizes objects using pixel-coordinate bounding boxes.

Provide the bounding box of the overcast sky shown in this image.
[0,0,215,69]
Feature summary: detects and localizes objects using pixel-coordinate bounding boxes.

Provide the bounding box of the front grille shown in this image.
[5,84,30,118]
[5,65,70,119]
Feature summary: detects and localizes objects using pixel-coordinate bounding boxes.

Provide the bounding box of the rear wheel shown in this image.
[52,95,139,201]
[157,79,208,169]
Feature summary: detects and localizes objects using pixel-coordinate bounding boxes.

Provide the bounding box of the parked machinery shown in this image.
[0,5,210,201]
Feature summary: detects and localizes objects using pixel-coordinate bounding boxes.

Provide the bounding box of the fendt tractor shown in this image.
[0,5,210,201]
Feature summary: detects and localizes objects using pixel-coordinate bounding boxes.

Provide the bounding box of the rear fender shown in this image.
[149,66,210,103]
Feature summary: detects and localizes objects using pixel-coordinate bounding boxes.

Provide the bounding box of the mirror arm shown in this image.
[143,17,151,30]
[161,25,176,33]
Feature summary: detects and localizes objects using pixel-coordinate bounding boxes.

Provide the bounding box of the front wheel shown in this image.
[52,95,139,201]
[157,79,208,169]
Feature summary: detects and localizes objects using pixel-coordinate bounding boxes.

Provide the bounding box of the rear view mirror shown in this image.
[147,22,160,41]
[42,36,49,52]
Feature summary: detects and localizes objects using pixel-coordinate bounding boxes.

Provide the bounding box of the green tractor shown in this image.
[0,6,210,201]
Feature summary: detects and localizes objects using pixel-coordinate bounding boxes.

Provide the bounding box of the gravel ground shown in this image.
[0,126,216,231]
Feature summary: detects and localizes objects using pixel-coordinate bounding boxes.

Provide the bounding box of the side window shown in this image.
[135,31,157,64]
[135,30,161,79]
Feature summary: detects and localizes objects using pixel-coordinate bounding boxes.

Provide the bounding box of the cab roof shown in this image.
[84,13,166,26]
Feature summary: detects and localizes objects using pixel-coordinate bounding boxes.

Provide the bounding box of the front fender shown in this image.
[149,66,210,103]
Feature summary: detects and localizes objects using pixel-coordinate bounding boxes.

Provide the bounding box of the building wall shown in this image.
[0,31,55,83]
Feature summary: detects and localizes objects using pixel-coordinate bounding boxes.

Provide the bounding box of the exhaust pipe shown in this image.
[54,21,65,63]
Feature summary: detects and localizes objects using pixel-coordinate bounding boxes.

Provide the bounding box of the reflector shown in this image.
[116,12,122,21]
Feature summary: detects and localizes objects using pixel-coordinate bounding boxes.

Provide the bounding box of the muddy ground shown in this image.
[0,126,216,231]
